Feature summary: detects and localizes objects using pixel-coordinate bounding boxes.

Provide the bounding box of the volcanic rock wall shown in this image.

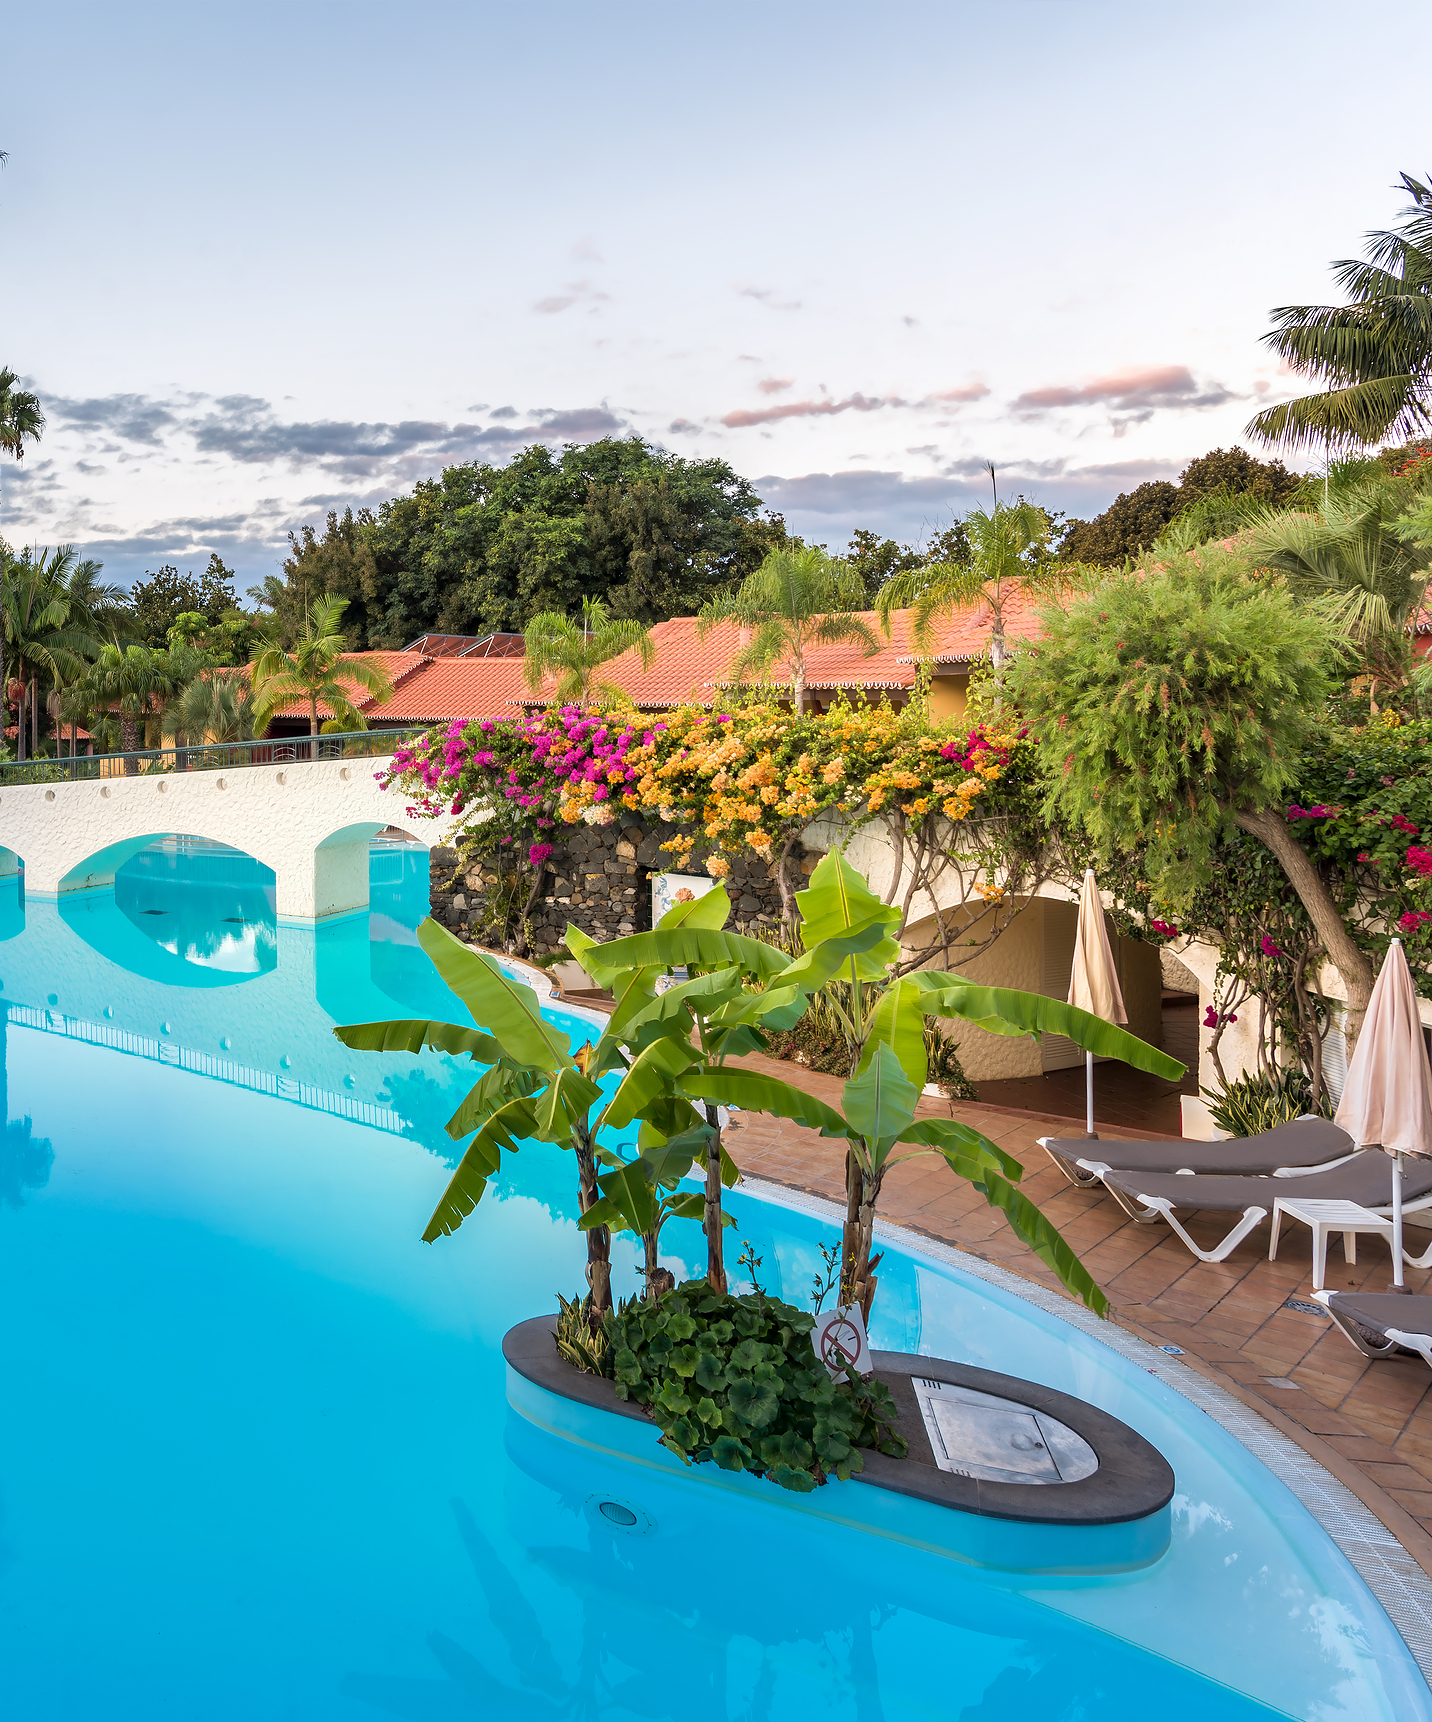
[429,821,805,953]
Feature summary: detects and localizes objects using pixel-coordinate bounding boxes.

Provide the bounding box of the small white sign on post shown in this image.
[812,1303,873,1380]
[650,870,717,927]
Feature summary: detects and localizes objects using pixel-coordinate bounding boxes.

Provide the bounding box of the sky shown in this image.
[3,0,1431,594]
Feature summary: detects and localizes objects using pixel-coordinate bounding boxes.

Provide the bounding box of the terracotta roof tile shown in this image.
[896,588,1047,664]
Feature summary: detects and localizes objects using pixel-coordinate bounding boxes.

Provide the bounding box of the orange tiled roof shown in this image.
[263,650,529,725]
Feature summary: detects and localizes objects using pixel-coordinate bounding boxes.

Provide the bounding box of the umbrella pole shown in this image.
[1085,1051,1095,1137]
[1393,1151,1407,1291]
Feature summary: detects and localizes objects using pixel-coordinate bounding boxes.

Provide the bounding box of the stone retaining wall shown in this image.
[430,821,811,953]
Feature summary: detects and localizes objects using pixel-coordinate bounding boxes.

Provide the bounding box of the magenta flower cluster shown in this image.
[1407,846,1432,878]
[1148,918,1180,937]
[1401,910,1432,934]
[1286,803,1335,820]
[521,704,665,805]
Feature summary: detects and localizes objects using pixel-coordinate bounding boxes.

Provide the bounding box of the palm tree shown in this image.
[0,547,93,760]
[1249,485,1432,699]
[522,596,656,706]
[251,595,394,736]
[167,669,257,744]
[697,546,880,711]
[0,370,46,718]
[1248,172,1432,457]
[875,499,1059,684]
[83,643,172,767]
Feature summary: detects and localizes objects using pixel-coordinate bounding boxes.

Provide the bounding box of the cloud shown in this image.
[1012,365,1233,417]
[920,383,990,405]
[533,279,609,315]
[757,377,794,395]
[571,236,603,262]
[721,392,902,429]
[667,418,700,435]
[736,286,802,312]
[48,392,182,445]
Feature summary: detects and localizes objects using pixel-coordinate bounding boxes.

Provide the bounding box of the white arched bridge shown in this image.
[0,748,446,919]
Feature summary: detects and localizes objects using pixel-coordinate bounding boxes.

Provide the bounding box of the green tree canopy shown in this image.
[1012,549,1377,1019]
[1060,448,1304,566]
[129,555,240,647]
[252,595,395,736]
[302,437,766,648]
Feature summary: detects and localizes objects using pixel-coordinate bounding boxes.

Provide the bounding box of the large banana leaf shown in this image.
[333,1018,505,1065]
[659,882,732,930]
[565,925,624,989]
[843,1042,919,1155]
[588,962,665,1076]
[423,1093,538,1242]
[533,1066,605,1139]
[775,916,899,990]
[705,983,809,1032]
[617,970,748,1051]
[940,1148,1109,1317]
[893,1115,1024,1183]
[909,974,1185,1081]
[683,1070,850,1139]
[579,1159,660,1236]
[794,848,901,949]
[575,923,790,981]
[856,978,928,1086]
[444,1062,544,1142]
[602,1034,702,1130]
[418,919,573,1072]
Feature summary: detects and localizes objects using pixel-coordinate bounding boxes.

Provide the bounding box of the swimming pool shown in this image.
[0,840,1426,1719]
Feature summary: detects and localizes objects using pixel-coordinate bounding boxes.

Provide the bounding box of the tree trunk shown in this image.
[774,830,802,927]
[643,1227,661,1298]
[120,712,139,773]
[14,672,25,762]
[574,1129,612,1318]
[309,698,318,738]
[840,1149,862,1306]
[1235,805,1375,1036]
[849,1164,884,1321]
[702,1101,727,1292]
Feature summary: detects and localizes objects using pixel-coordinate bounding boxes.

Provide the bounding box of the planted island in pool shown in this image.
[337,851,1184,1564]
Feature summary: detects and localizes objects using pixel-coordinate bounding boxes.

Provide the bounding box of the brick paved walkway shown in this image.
[718,1046,1432,1574]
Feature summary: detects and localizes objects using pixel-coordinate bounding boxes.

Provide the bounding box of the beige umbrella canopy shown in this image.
[1068,869,1127,1137]
[1334,937,1432,1289]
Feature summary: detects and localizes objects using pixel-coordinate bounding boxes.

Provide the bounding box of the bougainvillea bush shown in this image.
[378,694,1033,905]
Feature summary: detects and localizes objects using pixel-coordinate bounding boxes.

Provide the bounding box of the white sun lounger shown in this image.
[1038,1116,1355,1190]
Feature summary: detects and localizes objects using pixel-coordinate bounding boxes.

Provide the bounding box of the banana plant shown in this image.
[566,884,807,1293]
[576,851,1186,1320]
[334,918,623,1310]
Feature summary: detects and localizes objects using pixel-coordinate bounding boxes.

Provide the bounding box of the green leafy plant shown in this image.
[554,1290,616,1376]
[573,850,1182,1321]
[1203,1067,1329,1136]
[606,1280,906,1493]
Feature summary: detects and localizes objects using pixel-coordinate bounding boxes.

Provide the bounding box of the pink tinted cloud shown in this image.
[721,392,901,428]
[920,383,990,405]
[1012,365,1231,415]
[757,377,795,395]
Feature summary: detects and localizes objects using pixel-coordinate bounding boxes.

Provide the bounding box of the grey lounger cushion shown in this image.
[1102,1150,1432,1214]
[1319,1291,1432,1365]
[1041,1116,1354,1183]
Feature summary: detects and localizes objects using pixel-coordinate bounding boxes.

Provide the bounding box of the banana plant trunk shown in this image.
[842,1156,883,1321]
[574,1127,612,1318]
[702,1101,727,1292]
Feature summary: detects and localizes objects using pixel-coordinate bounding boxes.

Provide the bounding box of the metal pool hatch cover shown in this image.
[913,1378,1099,1486]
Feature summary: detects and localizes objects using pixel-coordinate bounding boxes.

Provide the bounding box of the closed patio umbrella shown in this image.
[1334,937,1432,1290]
[1067,868,1127,1138]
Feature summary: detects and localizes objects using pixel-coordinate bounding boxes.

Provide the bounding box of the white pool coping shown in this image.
[740,1175,1432,1691]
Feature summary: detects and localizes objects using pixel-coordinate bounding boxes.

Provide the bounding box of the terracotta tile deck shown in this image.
[717,1045,1432,1573]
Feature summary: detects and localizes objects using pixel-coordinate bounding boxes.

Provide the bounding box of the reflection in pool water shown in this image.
[0,840,1426,1721]
[116,835,279,978]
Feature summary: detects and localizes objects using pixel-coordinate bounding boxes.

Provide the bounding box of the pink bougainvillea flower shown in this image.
[1392,814,1421,834]
[1400,910,1432,933]
[528,842,553,868]
[1407,846,1432,877]
[1260,935,1284,957]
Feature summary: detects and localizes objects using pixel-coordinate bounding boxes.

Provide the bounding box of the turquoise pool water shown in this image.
[0,840,1426,1720]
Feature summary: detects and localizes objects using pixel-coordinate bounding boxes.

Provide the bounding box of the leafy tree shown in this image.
[129,555,239,647]
[697,545,880,710]
[0,368,43,464]
[843,529,925,601]
[166,669,258,744]
[295,438,764,648]
[522,596,655,705]
[252,595,395,735]
[276,509,379,648]
[1248,172,1432,455]
[1061,449,1304,566]
[1012,548,1378,1024]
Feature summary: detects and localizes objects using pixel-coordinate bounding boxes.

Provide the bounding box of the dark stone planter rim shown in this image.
[503,1315,1174,1527]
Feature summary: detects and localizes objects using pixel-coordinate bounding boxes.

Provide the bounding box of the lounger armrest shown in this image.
[1075,1158,1112,1176]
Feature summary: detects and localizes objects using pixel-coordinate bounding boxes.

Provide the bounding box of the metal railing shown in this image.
[0,726,427,787]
